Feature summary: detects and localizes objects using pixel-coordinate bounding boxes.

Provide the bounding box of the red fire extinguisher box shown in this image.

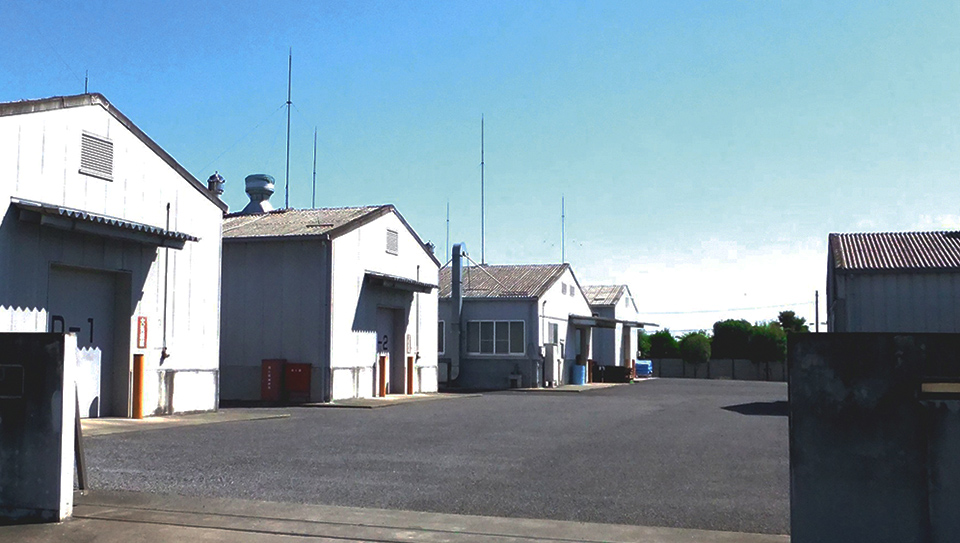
[284,363,311,403]
[261,359,285,402]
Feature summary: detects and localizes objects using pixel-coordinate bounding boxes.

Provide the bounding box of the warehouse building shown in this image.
[219,177,440,402]
[828,231,960,332]
[439,244,606,389]
[0,94,226,417]
[583,284,645,370]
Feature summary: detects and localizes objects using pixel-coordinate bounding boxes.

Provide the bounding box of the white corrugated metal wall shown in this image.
[0,101,223,416]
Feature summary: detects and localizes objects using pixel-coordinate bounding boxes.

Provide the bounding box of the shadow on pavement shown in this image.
[721,401,788,417]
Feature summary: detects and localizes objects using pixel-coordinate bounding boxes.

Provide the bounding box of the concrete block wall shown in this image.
[652,358,786,382]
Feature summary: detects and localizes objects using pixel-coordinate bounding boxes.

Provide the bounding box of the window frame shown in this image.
[438,320,445,355]
[465,319,525,355]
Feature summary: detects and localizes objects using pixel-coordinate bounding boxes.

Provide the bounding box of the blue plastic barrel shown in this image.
[570,364,587,385]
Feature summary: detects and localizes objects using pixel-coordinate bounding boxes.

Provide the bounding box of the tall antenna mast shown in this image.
[481,115,485,264]
[312,126,317,209]
[285,48,292,209]
[562,195,566,263]
[446,201,450,260]
[84,70,88,93]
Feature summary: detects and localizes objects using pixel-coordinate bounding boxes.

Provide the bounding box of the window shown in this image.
[79,131,113,181]
[510,322,524,353]
[569,286,575,297]
[386,229,399,255]
[467,320,524,354]
[549,322,559,344]
[561,283,567,295]
[438,321,444,354]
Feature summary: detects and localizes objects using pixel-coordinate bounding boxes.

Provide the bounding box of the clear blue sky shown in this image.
[3,0,958,333]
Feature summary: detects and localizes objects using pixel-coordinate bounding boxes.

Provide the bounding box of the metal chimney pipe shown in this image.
[206,172,225,196]
[450,243,466,381]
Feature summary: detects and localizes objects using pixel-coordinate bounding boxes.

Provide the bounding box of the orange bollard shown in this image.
[132,354,144,419]
[406,356,414,395]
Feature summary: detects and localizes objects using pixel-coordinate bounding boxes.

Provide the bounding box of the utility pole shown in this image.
[285,48,292,209]
[446,201,450,260]
[561,195,566,263]
[815,290,819,333]
[312,126,317,209]
[480,115,485,265]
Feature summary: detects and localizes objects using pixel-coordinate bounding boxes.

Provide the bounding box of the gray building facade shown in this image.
[220,202,440,402]
[828,231,960,332]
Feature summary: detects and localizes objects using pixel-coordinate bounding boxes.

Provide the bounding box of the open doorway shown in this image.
[48,265,131,417]
[375,306,408,395]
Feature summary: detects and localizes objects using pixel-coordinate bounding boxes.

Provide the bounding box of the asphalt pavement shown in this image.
[82,379,790,535]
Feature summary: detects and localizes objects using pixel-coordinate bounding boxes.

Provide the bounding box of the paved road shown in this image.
[85,379,789,535]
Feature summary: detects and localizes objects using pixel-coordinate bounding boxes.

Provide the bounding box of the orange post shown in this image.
[132,354,145,419]
[378,355,387,397]
[406,356,414,395]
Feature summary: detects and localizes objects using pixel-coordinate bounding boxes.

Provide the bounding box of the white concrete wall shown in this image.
[219,238,330,401]
[329,211,439,399]
[831,272,960,332]
[0,102,222,416]
[539,268,593,362]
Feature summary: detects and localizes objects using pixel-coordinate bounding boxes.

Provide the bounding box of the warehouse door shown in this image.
[376,307,406,395]
[48,266,121,417]
[376,308,393,396]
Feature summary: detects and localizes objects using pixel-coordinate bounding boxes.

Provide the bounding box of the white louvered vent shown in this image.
[79,132,113,181]
[386,229,399,255]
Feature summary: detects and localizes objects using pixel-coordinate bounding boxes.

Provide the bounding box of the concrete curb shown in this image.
[303,392,483,409]
[1,491,790,543]
[81,411,291,437]
[501,383,627,393]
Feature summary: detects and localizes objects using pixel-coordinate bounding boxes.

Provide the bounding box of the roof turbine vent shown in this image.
[241,173,275,215]
[206,171,225,195]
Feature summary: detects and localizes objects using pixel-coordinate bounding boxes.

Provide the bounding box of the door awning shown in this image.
[568,314,658,329]
[365,271,437,293]
[12,198,198,249]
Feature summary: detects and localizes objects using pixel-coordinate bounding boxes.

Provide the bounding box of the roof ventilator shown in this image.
[241,174,275,215]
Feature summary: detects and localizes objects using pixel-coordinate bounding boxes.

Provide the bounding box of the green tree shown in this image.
[777,310,809,334]
[749,322,786,380]
[679,331,711,378]
[649,330,680,359]
[711,319,752,360]
[637,329,652,358]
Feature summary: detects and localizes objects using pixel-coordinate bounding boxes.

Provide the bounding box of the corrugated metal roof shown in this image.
[439,263,568,299]
[223,206,382,239]
[583,285,626,306]
[12,198,198,243]
[830,232,960,271]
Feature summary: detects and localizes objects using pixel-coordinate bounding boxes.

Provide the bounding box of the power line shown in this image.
[197,103,286,174]
[644,301,814,315]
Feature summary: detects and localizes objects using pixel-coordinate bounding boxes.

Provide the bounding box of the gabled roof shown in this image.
[439,263,569,299]
[223,205,441,267]
[830,232,960,272]
[223,206,381,238]
[0,94,227,211]
[583,285,627,306]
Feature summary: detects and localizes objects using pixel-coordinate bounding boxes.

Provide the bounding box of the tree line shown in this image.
[638,311,809,376]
